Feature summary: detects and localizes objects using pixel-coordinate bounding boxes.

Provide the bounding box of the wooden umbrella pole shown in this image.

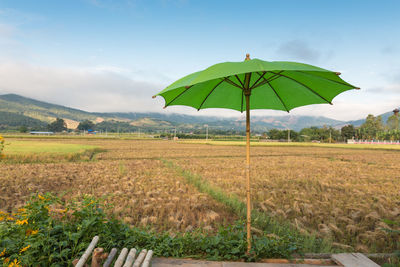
[245,92,251,254]
[244,53,252,254]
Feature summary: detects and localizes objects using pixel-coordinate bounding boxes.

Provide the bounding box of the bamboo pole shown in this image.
[114,248,128,267]
[244,54,252,254]
[103,248,117,267]
[75,236,99,267]
[133,249,147,267]
[141,250,153,267]
[245,93,251,254]
[122,248,137,267]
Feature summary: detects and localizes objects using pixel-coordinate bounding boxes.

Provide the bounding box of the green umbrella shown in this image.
[153,54,358,253]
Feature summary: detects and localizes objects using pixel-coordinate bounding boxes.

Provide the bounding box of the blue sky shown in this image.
[0,0,399,120]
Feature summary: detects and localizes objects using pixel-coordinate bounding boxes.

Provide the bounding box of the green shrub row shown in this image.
[1,193,307,266]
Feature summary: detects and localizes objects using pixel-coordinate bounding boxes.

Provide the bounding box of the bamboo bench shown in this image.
[73,236,153,267]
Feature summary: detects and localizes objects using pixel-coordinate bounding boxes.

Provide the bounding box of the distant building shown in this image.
[30,131,54,135]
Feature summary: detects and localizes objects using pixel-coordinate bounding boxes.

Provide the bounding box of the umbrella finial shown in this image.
[245,53,250,61]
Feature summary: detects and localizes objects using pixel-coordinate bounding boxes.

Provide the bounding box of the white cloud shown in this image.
[276,40,322,62]
[0,62,166,112]
[0,61,396,121]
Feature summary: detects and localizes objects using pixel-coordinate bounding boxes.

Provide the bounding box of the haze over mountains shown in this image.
[0,93,394,132]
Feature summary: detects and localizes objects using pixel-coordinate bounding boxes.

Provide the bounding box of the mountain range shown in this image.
[0,93,395,132]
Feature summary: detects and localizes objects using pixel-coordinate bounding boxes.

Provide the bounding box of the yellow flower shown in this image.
[15,219,28,225]
[6,216,14,221]
[26,229,38,236]
[3,257,9,264]
[0,248,5,257]
[17,208,26,213]
[85,200,95,207]
[0,217,4,222]
[38,194,45,200]
[8,258,21,267]
[19,245,30,253]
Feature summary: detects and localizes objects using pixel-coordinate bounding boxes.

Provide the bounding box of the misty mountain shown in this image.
[0,93,389,132]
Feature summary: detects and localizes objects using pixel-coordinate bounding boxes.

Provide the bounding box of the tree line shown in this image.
[9,112,400,142]
[266,113,400,142]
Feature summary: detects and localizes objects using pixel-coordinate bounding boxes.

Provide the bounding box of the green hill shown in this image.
[0,94,97,123]
[0,111,47,130]
[0,93,385,132]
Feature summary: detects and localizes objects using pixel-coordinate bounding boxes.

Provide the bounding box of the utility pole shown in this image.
[329,129,332,143]
[287,129,290,142]
[174,127,176,138]
[205,124,208,141]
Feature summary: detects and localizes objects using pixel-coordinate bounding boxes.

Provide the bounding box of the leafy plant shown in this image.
[0,193,307,266]
[0,135,4,160]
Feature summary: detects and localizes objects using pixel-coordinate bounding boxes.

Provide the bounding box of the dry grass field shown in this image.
[1,138,399,253]
[0,139,237,233]
[171,143,400,252]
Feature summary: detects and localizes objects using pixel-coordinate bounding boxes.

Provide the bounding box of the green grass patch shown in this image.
[1,140,104,163]
[0,133,160,140]
[4,141,96,154]
[160,159,334,254]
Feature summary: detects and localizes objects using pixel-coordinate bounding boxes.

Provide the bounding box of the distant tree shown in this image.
[48,118,67,132]
[360,114,383,139]
[267,129,298,141]
[386,114,399,131]
[299,127,321,141]
[341,124,355,140]
[19,126,28,133]
[298,126,339,142]
[78,120,95,131]
[267,129,284,140]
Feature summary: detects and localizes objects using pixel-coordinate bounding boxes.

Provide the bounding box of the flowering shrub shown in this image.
[0,193,113,266]
[0,193,303,266]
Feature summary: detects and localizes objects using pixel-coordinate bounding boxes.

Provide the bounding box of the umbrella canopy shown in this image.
[153,54,358,253]
[155,55,358,112]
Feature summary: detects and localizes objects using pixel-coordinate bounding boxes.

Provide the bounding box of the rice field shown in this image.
[1,137,399,253]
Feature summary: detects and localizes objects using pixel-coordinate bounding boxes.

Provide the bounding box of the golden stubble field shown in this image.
[1,138,399,252]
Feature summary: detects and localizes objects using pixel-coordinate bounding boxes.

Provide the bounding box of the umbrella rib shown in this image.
[265,80,290,112]
[164,85,194,107]
[223,77,243,89]
[251,71,283,89]
[197,79,225,110]
[295,71,355,88]
[235,75,245,88]
[249,71,266,89]
[270,71,332,104]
